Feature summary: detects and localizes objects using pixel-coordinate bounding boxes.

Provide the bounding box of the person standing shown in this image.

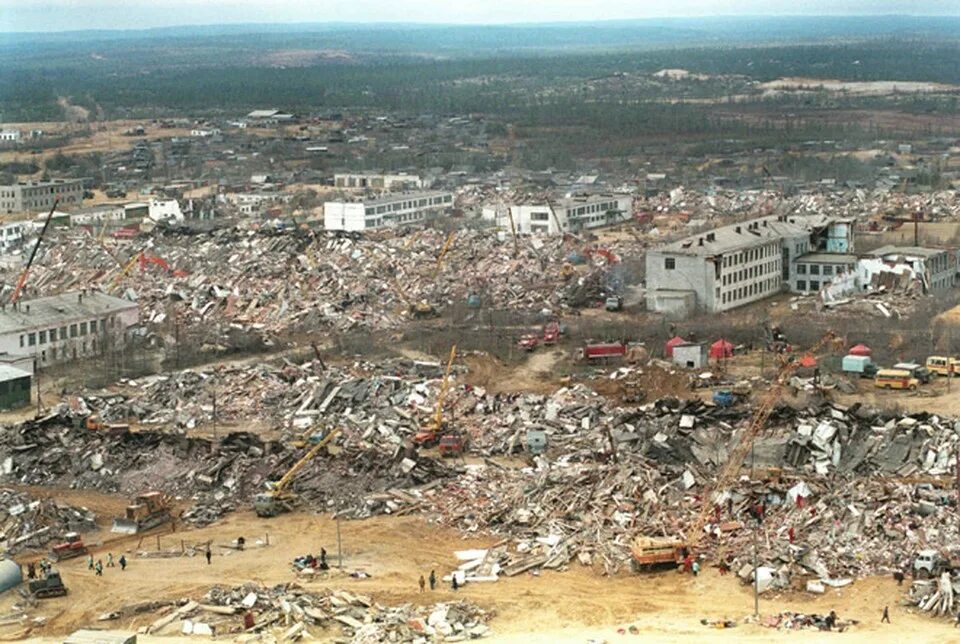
[429,570,437,590]
[205,546,212,565]
[107,553,115,567]
[95,559,103,576]
[881,606,890,624]
[692,560,701,576]
[419,575,426,593]
[119,555,127,571]
[87,554,94,570]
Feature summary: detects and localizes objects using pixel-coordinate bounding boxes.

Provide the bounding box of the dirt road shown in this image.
[4,507,955,642]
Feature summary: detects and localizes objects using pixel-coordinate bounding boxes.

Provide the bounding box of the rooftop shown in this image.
[0,365,30,382]
[795,252,859,264]
[656,214,834,257]
[867,245,945,258]
[0,291,137,335]
[328,191,453,208]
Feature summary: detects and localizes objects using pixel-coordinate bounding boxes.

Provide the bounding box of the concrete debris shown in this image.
[0,488,96,554]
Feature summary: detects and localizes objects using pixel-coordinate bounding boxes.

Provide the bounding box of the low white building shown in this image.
[0,221,26,253]
[334,173,423,191]
[482,194,633,235]
[0,129,21,143]
[324,191,454,232]
[68,204,126,227]
[190,128,221,138]
[223,192,293,216]
[0,291,140,367]
[147,199,184,222]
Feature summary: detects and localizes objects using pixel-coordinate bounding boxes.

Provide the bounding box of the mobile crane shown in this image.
[254,428,341,517]
[630,332,839,569]
[413,346,458,448]
[9,198,58,305]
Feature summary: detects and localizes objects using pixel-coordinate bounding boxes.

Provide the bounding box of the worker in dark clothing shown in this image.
[244,611,255,630]
[320,548,327,567]
[881,606,890,623]
[452,576,459,591]
[825,611,837,629]
[237,536,246,551]
[26,562,35,579]
[95,559,103,576]
[429,570,437,590]
[419,575,426,593]
[205,546,212,565]
[119,555,127,571]
[894,570,904,586]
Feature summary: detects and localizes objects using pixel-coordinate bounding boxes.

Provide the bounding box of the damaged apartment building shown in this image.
[646,214,855,317]
[480,193,633,235]
[323,191,453,232]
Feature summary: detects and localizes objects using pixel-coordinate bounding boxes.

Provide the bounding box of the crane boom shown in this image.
[273,428,341,494]
[686,332,837,549]
[430,345,458,433]
[10,197,59,304]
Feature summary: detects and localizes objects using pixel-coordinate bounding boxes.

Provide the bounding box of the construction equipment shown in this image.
[577,342,626,361]
[254,428,341,517]
[390,277,438,319]
[49,532,88,562]
[436,232,455,271]
[29,571,67,598]
[683,332,839,555]
[413,346,457,447]
[517,333,539,352]
[630,537,686,572]
[84,414,130,436]
[605,295,623,311]
[111,491,173,534]
[542,321,561,345]
[9,198,58,305]
[438,432,468,457]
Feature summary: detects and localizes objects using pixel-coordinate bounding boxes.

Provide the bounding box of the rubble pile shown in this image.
[909,574,957,618]
[0,488,97,554]
[168,583,492,642]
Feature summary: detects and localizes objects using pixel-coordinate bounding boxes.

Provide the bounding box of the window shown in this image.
[823,265,833,276]
[80,322,87,336]
[810,265,820,275]
[810,280,820,290]
[70,324,77,338]
[28,333,35,346]
[530,212,550,221]
[797,280,807,291]
[39,330,46,344]
[664,257,676,270]
[797,264,806,275]
[60,327,67,340]
[19,335,23,348]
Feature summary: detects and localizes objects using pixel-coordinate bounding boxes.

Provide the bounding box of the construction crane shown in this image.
[254,428,341,517]
[684,331,839,553]
[9,197,59,305]
[436,232,455,274]
[413,345,458,447]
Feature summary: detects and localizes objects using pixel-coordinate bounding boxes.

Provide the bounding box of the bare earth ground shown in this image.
[1,496,955,643]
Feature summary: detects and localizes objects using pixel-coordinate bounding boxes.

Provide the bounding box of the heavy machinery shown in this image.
[9,198,58,305]
[517,333,540,352]
[29,571,67,598]
[413,346,458,447]
[680,332,839,557]
[438,432,468,457]
[630,537,687,572]
[542,321,561,345]
[49,532,88,562]
[254,428,341,517]
[111,491,173,534]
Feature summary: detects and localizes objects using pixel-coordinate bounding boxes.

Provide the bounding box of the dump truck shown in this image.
[577,342,626,361]
[29,571,67,598]
[913,549,960,579]
[111,491,172,534]
[49,532,88,562]
[841,355,878,378]
[542,321,561,345]
[630,537,686,572]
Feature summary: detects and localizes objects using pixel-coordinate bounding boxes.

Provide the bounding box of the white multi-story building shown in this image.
[481,194,633,236]
[223,192,293,216]
[0,129,21,143]
[0,291,140,367]
[0,222,26,253]
[324,191,454,232]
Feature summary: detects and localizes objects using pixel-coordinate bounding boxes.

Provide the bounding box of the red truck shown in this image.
[542,322,561,345]
[518,334,540,352]
[577,342,626,361]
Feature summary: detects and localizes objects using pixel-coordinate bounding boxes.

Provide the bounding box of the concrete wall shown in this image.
[646,250,710,312]
[324,202,366,231]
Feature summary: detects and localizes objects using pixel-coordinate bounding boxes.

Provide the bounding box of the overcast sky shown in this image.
[2,0,959,32]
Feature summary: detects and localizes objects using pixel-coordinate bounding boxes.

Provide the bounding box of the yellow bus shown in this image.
[926,356,960,377]
[874,369,919,391]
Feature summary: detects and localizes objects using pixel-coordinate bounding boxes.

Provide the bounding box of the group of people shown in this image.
[87,552,126,575]
[25,559,54,579]
[418,570,439,592]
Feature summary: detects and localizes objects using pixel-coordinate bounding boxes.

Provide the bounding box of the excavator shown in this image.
[630,332,840,570]
[413,346,458,449]
[254,428,341,517]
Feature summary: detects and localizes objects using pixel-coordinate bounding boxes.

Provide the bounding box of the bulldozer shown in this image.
[49,532,88,562]
[29,571,67,599]
[111,491,173,534]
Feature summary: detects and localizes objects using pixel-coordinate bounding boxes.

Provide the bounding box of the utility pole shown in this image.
[751,439,759,617]
[336,515,343,569]
[34,359,41,416]
[212,377,217,439]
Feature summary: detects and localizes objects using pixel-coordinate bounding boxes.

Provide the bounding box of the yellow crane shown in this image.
[413,345,457,447]
[254,428,341,517]
[682,332,839,554]
[436,232,455,274]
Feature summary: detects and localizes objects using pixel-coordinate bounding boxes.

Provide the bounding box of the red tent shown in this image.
[848,343,871,357]
[665,336,686,358]
[709,339,734,360]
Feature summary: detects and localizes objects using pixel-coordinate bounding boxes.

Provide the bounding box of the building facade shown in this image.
[865,246,956,291]
[0,291,140,367]
[0,179,85,214]
[481,194,633,236]
[0,222,26,254]
[324,191,453,232]
[646,215,854,316]
[791,253,859,294]
[334,173,423,191]
[0,130,21,143]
